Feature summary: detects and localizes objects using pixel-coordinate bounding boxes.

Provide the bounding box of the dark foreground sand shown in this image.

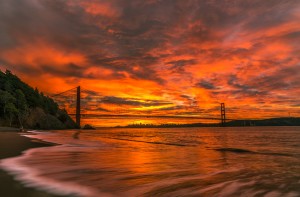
[0,128,65,197]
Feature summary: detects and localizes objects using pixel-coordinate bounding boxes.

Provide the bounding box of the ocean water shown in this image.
[1,127,300,197]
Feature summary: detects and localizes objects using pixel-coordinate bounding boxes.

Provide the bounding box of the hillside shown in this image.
[117,117,300,128]
[226,117,300,127]
[0,70,77,129]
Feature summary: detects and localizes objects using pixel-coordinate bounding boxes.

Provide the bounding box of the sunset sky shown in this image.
[0,0,300,122]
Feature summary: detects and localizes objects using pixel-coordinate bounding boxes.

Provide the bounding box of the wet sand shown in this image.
[0,128,65,197]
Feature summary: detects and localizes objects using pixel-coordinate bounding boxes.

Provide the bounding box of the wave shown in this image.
[214,148,256,154]
[23,130,111,149]
[102,137,196,147]
[213,148,293,157]
[0,146,114,197]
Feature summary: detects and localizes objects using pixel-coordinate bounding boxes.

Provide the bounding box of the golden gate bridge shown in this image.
[52,86,229,127]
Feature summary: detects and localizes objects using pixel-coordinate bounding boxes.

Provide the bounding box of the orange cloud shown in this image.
[80,1,120,17]
[1,0,300,126]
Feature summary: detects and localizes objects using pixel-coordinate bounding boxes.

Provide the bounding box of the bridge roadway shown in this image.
[67,114,236,121]
[52,86,230,126]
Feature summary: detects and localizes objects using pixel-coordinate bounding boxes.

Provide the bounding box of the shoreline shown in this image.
[0,128,65,197]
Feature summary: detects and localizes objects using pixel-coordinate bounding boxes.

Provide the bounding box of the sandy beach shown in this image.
[0,128,64,197]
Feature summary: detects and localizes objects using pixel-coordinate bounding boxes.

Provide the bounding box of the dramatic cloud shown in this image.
[1,0,300,120]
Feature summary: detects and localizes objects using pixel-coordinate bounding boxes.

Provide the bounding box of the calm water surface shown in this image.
[1,127,300,197]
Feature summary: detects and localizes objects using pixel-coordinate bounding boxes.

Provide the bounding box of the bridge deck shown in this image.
[67,114,236,121]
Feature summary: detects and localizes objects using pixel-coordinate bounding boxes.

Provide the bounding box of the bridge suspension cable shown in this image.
[50,86,229,127]
[52,87,77,97]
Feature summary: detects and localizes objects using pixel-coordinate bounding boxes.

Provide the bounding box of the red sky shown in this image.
[0,0,299,123]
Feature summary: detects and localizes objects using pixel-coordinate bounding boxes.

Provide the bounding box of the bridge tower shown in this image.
[76,86,81,128]
[220,103,226,126]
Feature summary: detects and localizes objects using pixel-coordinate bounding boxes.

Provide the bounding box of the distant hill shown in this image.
[226,117,300,127]
[0,70,77,130]
[117,117,300,128]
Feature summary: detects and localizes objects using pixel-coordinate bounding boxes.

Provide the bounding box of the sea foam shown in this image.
[0,146,113,197]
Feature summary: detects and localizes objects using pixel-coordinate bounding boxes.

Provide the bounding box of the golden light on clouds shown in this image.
[1,0,300,125]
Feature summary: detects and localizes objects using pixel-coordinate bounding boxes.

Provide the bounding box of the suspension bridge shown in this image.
[52,86,229,127]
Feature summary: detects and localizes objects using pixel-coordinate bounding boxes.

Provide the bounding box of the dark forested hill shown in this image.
[0,70,77,129]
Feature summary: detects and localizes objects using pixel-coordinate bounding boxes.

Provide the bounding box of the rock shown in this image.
[82,124,96,130]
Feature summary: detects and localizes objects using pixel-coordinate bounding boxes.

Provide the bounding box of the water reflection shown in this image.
[1,127,300,196]
[72,131,81,139]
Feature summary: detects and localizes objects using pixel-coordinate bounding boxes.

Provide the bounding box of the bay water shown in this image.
[1,127,300,196]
